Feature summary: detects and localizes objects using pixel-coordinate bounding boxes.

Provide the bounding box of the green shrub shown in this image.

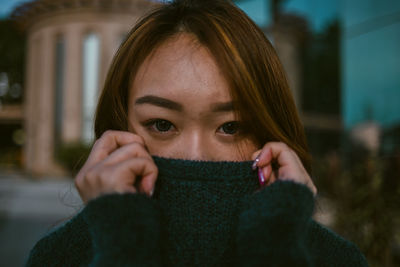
[55,142,92,175]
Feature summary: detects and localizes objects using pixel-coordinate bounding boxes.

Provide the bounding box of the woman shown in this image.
[27,0,367,266]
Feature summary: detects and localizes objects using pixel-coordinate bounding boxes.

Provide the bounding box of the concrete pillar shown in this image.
[24,32,40,171]
[62,24,83,143]
[34,27,56,174]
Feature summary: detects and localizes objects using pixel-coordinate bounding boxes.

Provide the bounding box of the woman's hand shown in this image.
[75,130,158,203]
[252,142,317,196]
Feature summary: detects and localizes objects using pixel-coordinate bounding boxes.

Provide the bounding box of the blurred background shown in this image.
[0,0,399,266]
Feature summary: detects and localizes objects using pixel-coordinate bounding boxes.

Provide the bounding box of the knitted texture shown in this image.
[237,181,315,266]
[25,157,368,266]
[306,221,369,267]
[25,212,92,267]
[153,157,258,266]
[82,193,162,266]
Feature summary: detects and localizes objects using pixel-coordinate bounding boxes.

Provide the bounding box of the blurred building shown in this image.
[237,0,343,156]
[12,0,158,174]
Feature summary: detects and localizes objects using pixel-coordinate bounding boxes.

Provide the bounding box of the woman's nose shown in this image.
[177,132,211,161]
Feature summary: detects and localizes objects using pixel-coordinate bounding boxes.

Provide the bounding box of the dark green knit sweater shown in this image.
[26,157,368,266]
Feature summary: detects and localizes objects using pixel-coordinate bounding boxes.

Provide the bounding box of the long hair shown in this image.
[94,0,312,173]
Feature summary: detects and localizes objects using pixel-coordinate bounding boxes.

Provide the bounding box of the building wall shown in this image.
[23,4,154,174]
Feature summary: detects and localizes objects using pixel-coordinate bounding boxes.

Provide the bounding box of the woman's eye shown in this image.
[218,121,240,135]
[153,119,173,132]
[144,119,175,133]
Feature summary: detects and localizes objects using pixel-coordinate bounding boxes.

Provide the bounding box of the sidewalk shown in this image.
[0,173,83,267]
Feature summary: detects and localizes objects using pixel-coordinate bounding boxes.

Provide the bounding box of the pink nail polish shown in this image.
[258,167,266,187]
[252,157,260,170]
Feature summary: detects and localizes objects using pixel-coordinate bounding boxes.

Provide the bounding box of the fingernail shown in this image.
[258,167,266,187]
[150,188,154,197]
[252,157,260,170]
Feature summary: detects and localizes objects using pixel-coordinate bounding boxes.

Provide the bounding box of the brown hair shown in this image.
[94,0,312,173]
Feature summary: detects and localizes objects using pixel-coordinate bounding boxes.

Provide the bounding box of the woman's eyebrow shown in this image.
[135,95,183,111]
[210,101,235,112]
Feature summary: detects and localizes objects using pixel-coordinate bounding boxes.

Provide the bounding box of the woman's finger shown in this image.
[113,157,158,196]
[259,163,272,183]
[255,142,297,169]
[101,142,153,166]
[86,130,145,165]
[252,142,316,195]
[251,149,262,161]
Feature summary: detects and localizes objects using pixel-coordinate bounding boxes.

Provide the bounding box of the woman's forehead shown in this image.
[130,33,231,104]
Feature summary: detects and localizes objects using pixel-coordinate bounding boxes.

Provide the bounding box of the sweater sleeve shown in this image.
[25,210,93,266]
[236,180,368,267]
[82,193,162,267]
[26,193,162,267]
[306,220,368,267]
[236,180,315,267]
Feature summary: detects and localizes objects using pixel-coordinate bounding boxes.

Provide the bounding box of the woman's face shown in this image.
[128,33,257,161]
